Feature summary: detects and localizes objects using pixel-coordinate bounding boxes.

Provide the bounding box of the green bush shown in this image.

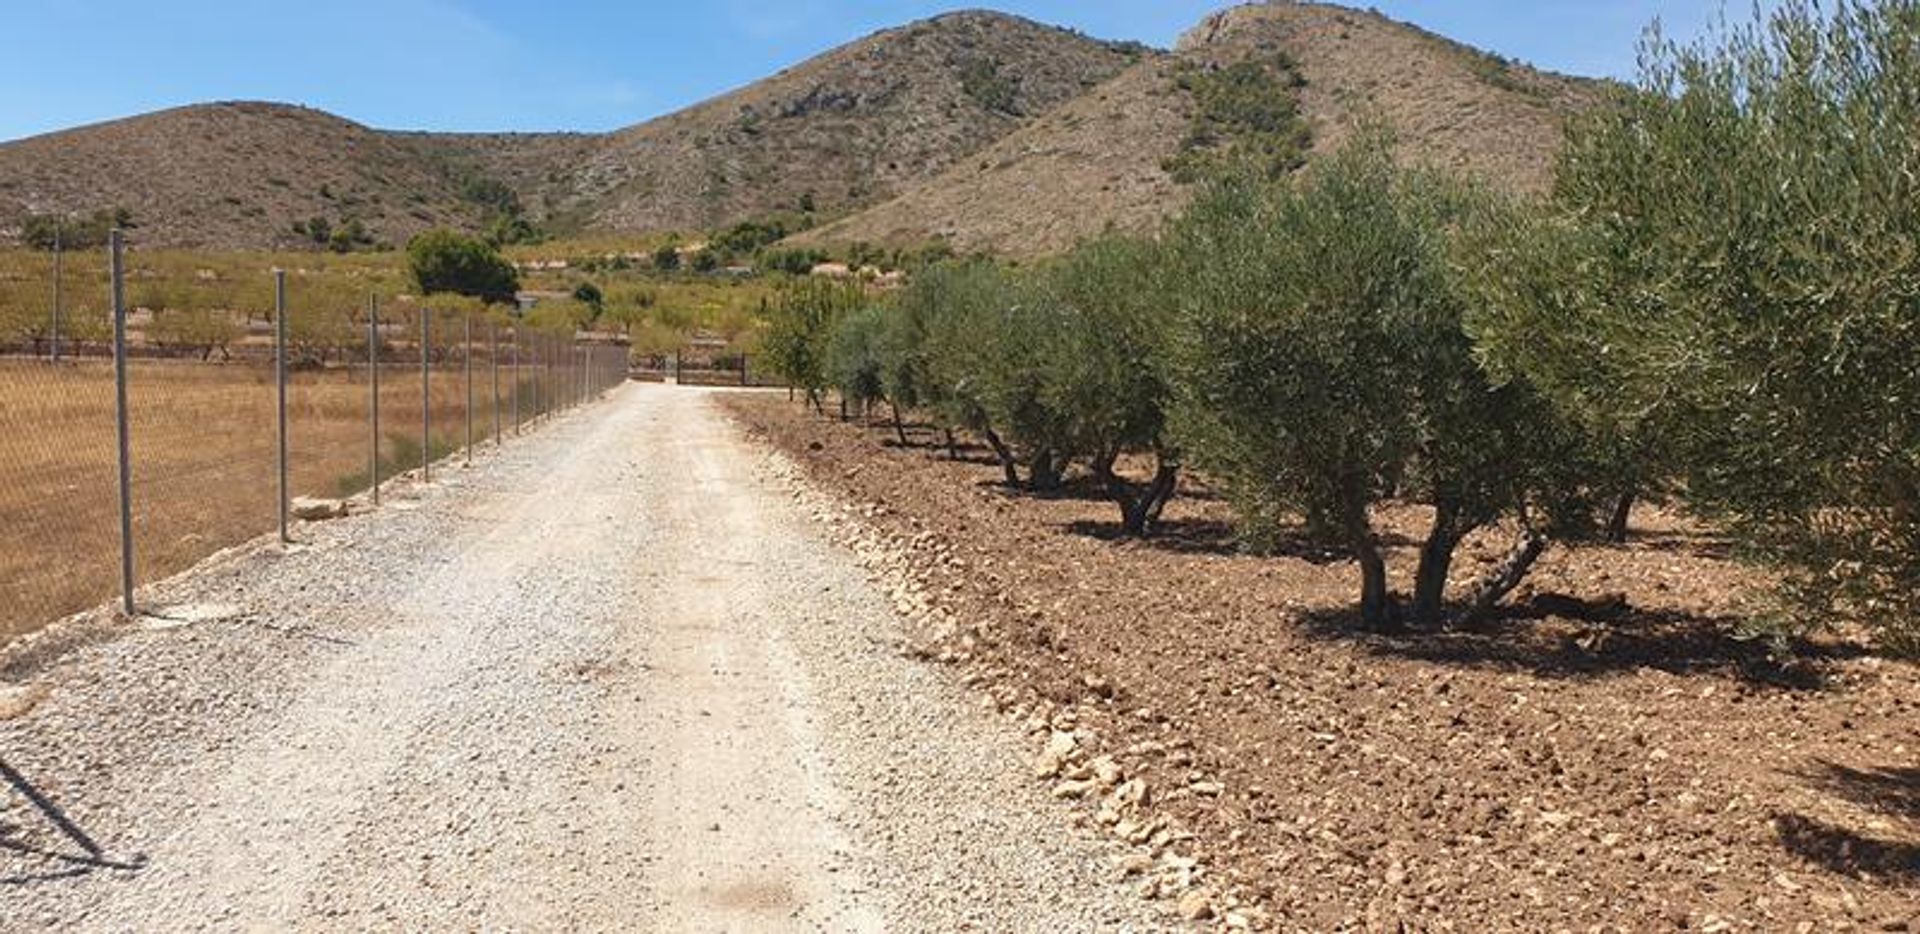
[960,58,1020,114]
[407,229,519,305]
[20,207,133,251]
[1165,56,1312,183]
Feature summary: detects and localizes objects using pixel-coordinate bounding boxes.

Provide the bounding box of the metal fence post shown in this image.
[421,307,431,483]
[50,222,63,363]
[110,230,134,618]
[511,328,521,436]
[464,313,473,466]
[275,270,290,544]
[490,321,501,447]
[368,293,381,506]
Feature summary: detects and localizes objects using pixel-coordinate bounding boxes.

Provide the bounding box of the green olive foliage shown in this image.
[1472,0,1920,653]
[1023,236,1182,534]
[827,304,888,419]
[763,277,863,411]
[1163,142,1586,629]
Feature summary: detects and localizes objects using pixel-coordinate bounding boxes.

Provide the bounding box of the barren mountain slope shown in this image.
[795,2,1603,258]
[788,56,1193,259]
[561,10,1151,233]
[0,103,517,251]
[0,11,1143,248]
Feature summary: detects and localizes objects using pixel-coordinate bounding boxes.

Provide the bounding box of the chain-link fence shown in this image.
[0,234,629,644]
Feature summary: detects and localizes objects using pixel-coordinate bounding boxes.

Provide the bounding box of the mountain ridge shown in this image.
[0,4,1601,256]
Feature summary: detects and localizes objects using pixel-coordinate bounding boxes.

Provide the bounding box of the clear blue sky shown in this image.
[2,2,1749,142]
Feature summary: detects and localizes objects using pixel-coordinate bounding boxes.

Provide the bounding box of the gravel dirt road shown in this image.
[0,384,1167,931]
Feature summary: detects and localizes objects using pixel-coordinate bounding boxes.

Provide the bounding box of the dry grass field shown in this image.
[0,356,539,643]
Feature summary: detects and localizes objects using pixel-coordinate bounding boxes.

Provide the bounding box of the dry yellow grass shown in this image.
[0,356,536,644]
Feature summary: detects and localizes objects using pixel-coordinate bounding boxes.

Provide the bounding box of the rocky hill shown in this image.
[0,4,1600,256]
[0,11,1142,250]
[0,103,513,251]
[794,2,1604,258]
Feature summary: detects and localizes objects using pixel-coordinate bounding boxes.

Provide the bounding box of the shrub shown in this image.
[1165,56,1312,183]
[760,247,827,276]
[406,229,519,304]
[20,208,133,251]
[960,58,1020,114]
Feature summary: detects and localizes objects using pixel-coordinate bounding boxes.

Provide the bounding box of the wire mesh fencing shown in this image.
[0,235,630,644]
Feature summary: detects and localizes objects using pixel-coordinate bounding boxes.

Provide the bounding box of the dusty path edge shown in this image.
[726,399,1237,929]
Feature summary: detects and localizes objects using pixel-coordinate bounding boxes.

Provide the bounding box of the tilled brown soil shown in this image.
[724,394,1920,932]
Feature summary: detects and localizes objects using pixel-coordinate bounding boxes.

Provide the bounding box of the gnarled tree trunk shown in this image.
[1463,528,1551,624]
[1341,490,1395,631]
[1605,487,1636,544]
[1099,448,1181,537]
[1411,498,1467,629]
[982,428,1020,487]
[1029,449,1064,492]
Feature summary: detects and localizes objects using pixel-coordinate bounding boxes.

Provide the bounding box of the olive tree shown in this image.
[1029,236,1182,535]
[763,278,862,412]
[909,261,1028,485]
[827,304,888,421]
[1165,141,1582,630]
[1475,0,1920,653]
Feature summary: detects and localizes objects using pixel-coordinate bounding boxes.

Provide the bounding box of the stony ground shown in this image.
[0,384,1177,932]
[724,394,1920,933]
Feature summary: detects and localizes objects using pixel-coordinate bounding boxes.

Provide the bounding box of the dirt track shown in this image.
[0,384,1165,931]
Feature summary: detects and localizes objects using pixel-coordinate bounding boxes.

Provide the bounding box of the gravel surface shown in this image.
[0,384,1173,931]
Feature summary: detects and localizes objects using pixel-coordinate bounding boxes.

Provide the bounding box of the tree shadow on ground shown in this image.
[974,474,1117,505]
[0,759,146,887]
[1065,517,1415,561]
[1066,517,1244,556]
[1621,529,1738,561]
[1296,592,1857,690]
[1774,761,1920,883]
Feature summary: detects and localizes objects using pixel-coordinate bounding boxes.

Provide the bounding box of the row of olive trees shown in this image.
[768,0,1920,650]
[770,144,1608,632]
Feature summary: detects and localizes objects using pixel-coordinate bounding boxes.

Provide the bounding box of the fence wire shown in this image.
[0,241,630,645]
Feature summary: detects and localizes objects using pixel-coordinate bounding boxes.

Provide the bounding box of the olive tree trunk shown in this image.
[982,428,1020,487]
[1411,498,1471,629]
[1463,529,1550,624]
[1605,487,1636,544]
[1099,448,1181,537]
[1341,490,1395,631]
[1029,449,1064,492]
